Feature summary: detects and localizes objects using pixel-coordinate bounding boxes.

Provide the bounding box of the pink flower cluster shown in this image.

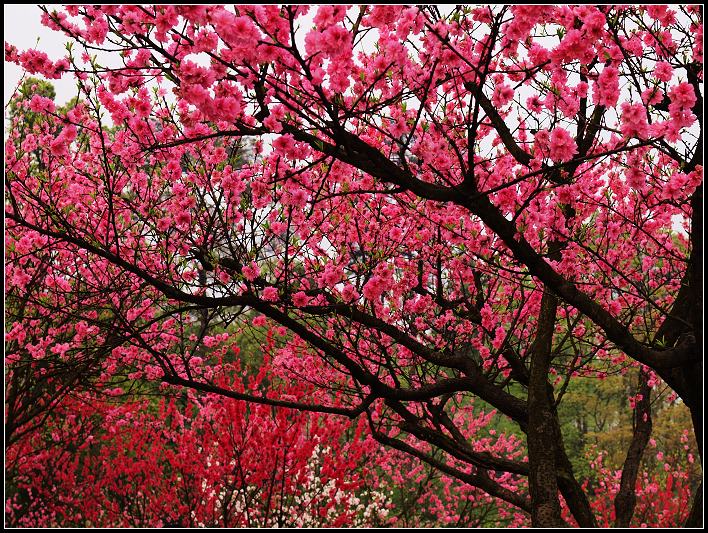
[593,66,620,107]
[362,269,394,302]
[666,82,697,134]
[14,48,69,79]
[620,103,649,140]
[49,124,78,157]
[549,128,578,163]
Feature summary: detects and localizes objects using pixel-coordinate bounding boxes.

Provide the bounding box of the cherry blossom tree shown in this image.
[5,5,702,527]
[5,348,528,528]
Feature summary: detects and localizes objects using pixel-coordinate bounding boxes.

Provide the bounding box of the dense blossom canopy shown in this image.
[5,5,703,528]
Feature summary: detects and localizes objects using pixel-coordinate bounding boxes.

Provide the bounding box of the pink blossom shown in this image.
[319,263,342,287]
[292,291,309,307]
[492,326,506,350]
[49,125,78,157]
[28,94,56,113]
[313,5,347,28]
[363,275,386,301]
[305,25,351,59]
[174,210,191,226]
[212,10,260,47]
[668,82,696,110]
[593,66,620,107]
[653,61,673,82]
[262,287,279,301]
[193,29,219,53]
[156,217,171,232]
[17,48,68,79]
[528,43,550,65]
[620,102,649,139]
[667,83,697,130]
[647,5,676,26]
[241,262,260,281]
[492,83,514,108]
[506,5,541,41]
[11,269,31,288]
[532,128,550,158]
[51,343,71,357]
[693,23,703,62]
[272,134,297,158]
[340,284,359,303]
[527,95,543,114]
[625,167,645,189]
[365,6,403,30]
[549,127,577,163]
[580,8,605,39]
[270,221,287,235]
[642,87,664,106]
[285,188,306,209]
[86,18,109,44]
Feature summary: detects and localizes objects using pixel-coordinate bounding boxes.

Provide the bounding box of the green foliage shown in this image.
[7,76,56,119]
[557,370,699,483]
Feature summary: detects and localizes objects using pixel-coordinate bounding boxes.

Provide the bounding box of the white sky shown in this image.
[4,4,74,107]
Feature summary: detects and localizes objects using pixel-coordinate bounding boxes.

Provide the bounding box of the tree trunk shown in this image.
[527,289,566,527]
[685,481,703,527]
[614,368,652,527]
[555,446,598,527]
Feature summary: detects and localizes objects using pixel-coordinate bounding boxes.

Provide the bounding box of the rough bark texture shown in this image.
[527,289,566,527]
[555,444,598,528]
[614,369,653,527]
